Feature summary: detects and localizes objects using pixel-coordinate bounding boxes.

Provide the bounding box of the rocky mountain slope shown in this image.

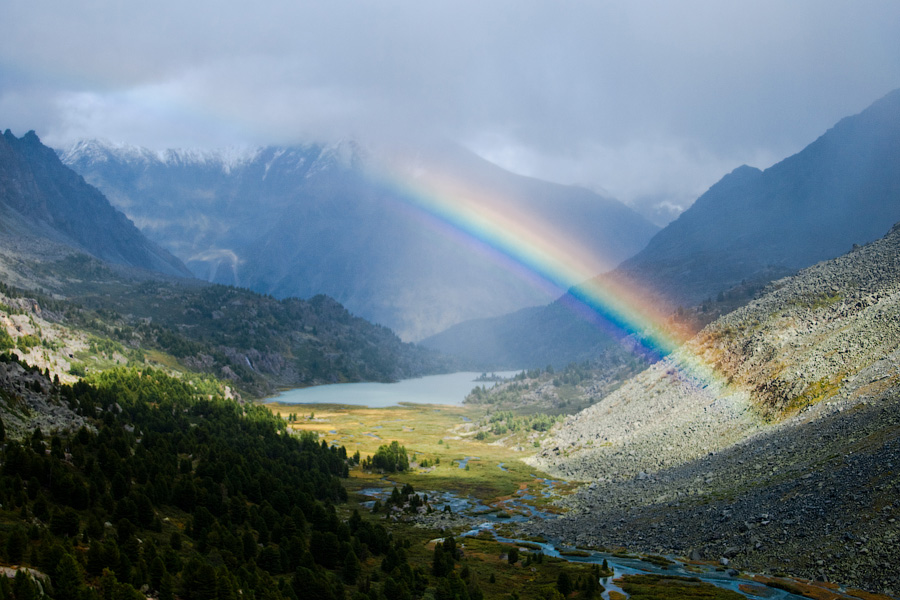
[615,87,900,307]
[0,354,89,439]
[532,220,900,479]
[59,139,658,340]
[0,129,191,278]
[523,222,900,595]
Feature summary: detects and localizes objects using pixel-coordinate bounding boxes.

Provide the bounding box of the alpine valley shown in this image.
[0,89,899,600]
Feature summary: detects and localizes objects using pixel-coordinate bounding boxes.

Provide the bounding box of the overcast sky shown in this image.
[3,1,899,223]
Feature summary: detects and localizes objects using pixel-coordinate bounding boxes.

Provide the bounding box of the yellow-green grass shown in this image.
[353,511,604,600]
[616,574,745,600]
[139,348,184,371]
[750,575,895,600]
[266,401,573,507]
[330,470,604,600]
[456,537,606,600]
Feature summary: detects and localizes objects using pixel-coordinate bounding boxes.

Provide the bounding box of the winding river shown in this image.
[359,482,810,600]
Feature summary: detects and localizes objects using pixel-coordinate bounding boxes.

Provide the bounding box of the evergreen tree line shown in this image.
[480,412,560,436]
[0,359,395,600]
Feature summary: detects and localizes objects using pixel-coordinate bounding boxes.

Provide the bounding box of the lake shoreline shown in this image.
[271,370,521,408]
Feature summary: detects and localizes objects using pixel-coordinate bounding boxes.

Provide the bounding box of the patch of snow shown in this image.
[160,146,261,173]
[58,139,262,174]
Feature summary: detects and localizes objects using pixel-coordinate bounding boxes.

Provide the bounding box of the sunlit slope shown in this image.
[533,221,900,481]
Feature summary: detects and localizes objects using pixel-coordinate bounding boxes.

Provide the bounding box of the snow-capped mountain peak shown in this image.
[59,139,263,174]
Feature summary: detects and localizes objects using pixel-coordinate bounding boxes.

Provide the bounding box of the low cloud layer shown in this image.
[3,1,899,220]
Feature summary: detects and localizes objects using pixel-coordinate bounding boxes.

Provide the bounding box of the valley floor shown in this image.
[268,399,899,599]
[264,401,577,510]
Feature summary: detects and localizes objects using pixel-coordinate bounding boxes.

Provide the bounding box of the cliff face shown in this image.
[0,129,191,278]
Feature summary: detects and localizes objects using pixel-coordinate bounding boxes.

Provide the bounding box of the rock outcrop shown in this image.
[0,358,88,440]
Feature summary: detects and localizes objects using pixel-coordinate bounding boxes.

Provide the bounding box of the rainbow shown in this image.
[375,159,727,390]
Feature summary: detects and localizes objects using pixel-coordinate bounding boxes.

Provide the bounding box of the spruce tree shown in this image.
[53,553,85,600]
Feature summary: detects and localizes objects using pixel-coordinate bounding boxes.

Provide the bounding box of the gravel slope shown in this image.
[526,223,900,595]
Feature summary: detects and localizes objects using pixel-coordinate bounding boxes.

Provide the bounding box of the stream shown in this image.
[294,372,810,600]
[357,480,811,600]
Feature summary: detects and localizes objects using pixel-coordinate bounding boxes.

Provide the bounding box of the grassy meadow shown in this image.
[266,401,577,508]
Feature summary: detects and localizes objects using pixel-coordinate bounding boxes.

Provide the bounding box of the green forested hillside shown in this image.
[0,356,622,600]
[0,251,451,398]
[0,361,386,599]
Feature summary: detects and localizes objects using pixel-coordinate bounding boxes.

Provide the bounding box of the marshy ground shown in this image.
[266,401,576,510]
[265,401,897,600]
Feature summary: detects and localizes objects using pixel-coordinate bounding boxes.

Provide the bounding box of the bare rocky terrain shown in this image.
[0,358,88,439]
[522,223,900,595]
[527,389,900,594]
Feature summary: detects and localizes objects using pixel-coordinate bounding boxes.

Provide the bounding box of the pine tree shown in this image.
[342,549,361,584]
[159,572,175,600]
[53,553,85,600]
[5,527,27,563]
[557,571,573,597]
[149,556,167,591]
[13,570,39,600]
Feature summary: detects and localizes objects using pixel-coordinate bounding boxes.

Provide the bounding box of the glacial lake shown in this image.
[272,371,519,407]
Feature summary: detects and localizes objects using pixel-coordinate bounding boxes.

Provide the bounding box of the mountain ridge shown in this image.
[1,130,454,396]
[60,138,659,340]
[424,88,900,368]
[0,129,192,278]
[615,87,900,306]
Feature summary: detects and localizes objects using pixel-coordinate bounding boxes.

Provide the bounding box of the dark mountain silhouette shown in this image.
[0,129,191,278]
[616,87,900,306]
[420,294,636,370]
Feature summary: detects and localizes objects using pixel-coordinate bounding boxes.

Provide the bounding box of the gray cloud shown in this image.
[3,0,899,219]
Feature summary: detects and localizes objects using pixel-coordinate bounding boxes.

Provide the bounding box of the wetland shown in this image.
[265,376,889,600]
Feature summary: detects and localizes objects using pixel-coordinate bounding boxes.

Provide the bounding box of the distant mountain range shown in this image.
[419,293,634,369]
[59,139,659,340]
[0,129,451,394]
[424,88,900,368]
[0,130,190,278]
